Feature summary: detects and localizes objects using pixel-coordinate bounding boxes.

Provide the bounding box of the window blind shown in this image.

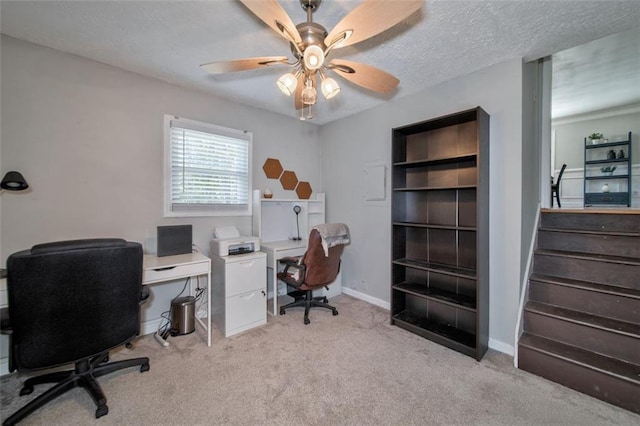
[168,118,251,215]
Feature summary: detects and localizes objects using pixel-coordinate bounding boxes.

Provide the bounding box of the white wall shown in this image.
[0,36,321,325]
[320,59,525,354]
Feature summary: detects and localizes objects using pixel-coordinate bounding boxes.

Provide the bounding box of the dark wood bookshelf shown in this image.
[391,107,489,361]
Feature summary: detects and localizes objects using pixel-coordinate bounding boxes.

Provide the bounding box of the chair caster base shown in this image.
[140,362,150,373]
[95,404,109,419]
[332,309,339,316]
[304,317,310,325]
[279,308,285,315]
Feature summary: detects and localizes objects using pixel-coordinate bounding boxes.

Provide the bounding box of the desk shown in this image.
[260,240,308,316]
[143,252,212,346]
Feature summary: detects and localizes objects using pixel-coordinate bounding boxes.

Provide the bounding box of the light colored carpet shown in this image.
[1,295,638,425]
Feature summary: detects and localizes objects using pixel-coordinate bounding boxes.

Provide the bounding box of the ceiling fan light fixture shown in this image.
[321,77,340,99]
[277,72,298,96]
[303,45,324,70]
[301,79,317,105]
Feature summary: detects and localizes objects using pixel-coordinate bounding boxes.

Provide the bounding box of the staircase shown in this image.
[518,210,640,413]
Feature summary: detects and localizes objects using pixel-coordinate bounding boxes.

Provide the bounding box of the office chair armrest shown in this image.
[278,256,301,266]
[278,263,306,287]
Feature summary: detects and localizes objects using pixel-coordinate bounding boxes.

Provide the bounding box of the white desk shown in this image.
[260,240,308,316]
[143,252,212,346]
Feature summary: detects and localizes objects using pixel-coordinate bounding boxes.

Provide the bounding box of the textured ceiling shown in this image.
[1,0,639,125]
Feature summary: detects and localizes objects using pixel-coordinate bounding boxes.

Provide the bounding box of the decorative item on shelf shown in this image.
[600,165,617,176]
[606,150,616,159]
[263,188,273,199]
[588,132,604,145]
[602,183,610,193]
[617,149,625,159]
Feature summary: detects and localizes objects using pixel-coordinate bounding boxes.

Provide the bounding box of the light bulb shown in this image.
[276,73,298,96]
[321,77,340,99]
[301,80,317,105]
[303,45,325,71]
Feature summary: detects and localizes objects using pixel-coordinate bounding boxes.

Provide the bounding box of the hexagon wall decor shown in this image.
[296,181,312,199]
[262,158,283,179]
[279,170,298,190]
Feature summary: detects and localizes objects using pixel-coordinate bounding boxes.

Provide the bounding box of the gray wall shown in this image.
[2,35,532,355]
[0,35,322,323]
[320,58,525,354]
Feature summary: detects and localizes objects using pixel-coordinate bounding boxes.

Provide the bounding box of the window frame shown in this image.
[163,115,253,217]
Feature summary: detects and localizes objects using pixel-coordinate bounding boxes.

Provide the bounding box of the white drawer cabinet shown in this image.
[211,251,266,337]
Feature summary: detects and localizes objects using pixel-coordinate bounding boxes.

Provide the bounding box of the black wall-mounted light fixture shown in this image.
[1,171,29,191]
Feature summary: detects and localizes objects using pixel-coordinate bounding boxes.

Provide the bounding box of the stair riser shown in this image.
[518,345,640,414]
[524,311,640,364]
[537,230,640,259]
[541,213,640,233]
[529,280,639,323]
[533,254,639,290]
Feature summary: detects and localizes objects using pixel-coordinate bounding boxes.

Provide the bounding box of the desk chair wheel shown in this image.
[332,309,339,316]
[279,308,286,315]
[95,404,108,419]
[140,362,150,373]
[304,317,310,325]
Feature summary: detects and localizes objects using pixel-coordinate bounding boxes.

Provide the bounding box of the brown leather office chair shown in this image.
[277,224,349,324]
[551,163,567,207]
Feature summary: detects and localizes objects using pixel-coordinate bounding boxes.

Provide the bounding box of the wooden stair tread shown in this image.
[539,227,640,238]
[519,333,640,385]
[535,249,640,265]
[529,273,640,299]
[525,301,640,337]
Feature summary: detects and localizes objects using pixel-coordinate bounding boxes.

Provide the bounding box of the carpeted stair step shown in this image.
[540,211,640,234]
[537,227,640,259]
[528,274,640,323]
[518,333,640,414]
[523,301,640,364]
[533,249,640,289]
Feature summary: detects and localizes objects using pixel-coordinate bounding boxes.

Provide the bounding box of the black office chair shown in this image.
[278,224,349,324]
[551,163,567,207]
[1,239,150,425]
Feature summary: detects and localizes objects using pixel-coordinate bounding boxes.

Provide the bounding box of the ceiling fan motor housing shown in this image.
[292,21,327,60]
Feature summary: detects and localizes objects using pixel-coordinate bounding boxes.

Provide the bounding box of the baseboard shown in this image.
[141,318,164,336]
[343,287,514,357]
[342,287,390,310]
[489,338,514,356]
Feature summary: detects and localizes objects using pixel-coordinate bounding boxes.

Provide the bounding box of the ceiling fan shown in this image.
[201,0,423,120]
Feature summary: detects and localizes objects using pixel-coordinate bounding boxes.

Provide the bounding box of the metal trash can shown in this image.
[171,296,195,335]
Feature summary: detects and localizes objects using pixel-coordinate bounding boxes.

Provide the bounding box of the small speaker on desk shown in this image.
[157,225,192,257]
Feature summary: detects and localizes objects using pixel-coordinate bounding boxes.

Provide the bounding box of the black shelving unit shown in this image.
[391,107,489,361]
[584,132,632,207]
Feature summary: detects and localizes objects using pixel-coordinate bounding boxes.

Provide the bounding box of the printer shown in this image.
[210,236,260,257]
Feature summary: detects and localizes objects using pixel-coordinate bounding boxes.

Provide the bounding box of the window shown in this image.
[164,115,252,216]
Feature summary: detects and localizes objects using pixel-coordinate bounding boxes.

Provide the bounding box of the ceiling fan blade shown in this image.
[324,0,423,50]
[239,0,302,46]
[330,59,399,94]
[200,56,289,74]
